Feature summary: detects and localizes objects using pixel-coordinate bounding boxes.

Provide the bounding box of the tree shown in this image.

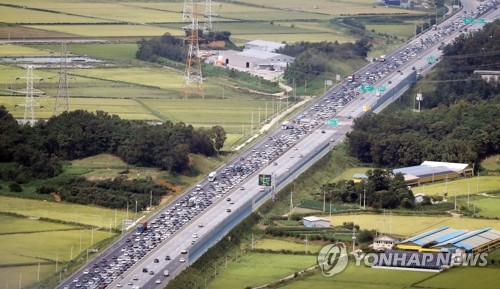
[211,125,227,154]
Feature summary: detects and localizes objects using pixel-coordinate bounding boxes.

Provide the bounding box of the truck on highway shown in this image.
[379,54,386,62]
[347,75,354,82]
[281,121,293,129]
[137,221,148,233]
[208,171,217,182]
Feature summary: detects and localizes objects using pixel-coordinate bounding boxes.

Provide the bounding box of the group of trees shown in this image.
[319,169,415,209]
[0,108,226,180]
[277,39,372,86]
[347,21,500,169]
[347,101,499,167]
[426,22,500,107]
[37,176,169,209]
[136,31,232,63]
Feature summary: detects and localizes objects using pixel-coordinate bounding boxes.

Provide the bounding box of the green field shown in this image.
[253,238,322,253]
[471,198,500,217]
[0,215,78,234]
[365,24,416,40]
[26,24,179,37]
[0,264,54,289]
[0,229,110,264]
[206,253,316,289]
[274,263,499,289]
[413,176,500,197]
[0,44,53,56]
[0,6,103,24]
[482,154,500,175]
[326,214,500,236]
[0,196,128,228]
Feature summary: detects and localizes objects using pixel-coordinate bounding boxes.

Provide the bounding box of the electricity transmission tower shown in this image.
[14,66,44,126]
[181,3,204,99]
[54,42,70,115]
[203,0,215,35]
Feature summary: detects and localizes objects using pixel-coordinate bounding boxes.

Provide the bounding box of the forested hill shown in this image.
[347,21,500,168]
[0,108,226,179]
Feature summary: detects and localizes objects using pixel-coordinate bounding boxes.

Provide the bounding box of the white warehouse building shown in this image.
[220,49,294,70]
[303,216,331,228]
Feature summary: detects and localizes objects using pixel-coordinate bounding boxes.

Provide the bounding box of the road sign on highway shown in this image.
[326,119,338,126]
[360,85,374,93]
[378,86,386,93]
[427,55,436,64]
[258,174,272,186]
[463,17,474,24]
[476,18,486,24]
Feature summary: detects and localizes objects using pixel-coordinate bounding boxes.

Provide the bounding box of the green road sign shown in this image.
[360,85,374,93]
[476,18,486,24]
[378,86,386,93]
[427,55,436,64]
[463,17,474,24]
[258,174,272,186]
[326,119,338,126]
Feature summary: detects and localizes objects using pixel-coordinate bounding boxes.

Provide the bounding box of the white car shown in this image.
[155,279,162,284]
[180,257,186,263]
[192,233,198,238]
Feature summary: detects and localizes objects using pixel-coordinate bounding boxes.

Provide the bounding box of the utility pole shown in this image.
[135,199,138,221]
[323,190,326,212]
[467,183,470,207]
[363,188,366,210]
[251,111,254,134]
[149,190,152,210]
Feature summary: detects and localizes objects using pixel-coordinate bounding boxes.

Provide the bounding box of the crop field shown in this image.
[326,214,500,236]
[0,44,52,57]
[0,264,54,289]
[0,196,128,228]
[0,229,110,263]
[412,176,500,197]
[411,267,499,289]
[0,215,78,234]
[21,3,182,24]
[471,198,500,217]
[274,263,498,289]
[25,24,179,38]
[365,24,416,40]
[69,67,185,91]
[253,238,322,253]
[0,6,103,24]
[206,252,316,289]
[0,95,279,133]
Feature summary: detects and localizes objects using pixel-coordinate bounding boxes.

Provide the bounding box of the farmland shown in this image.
[273,263,499,289]
[0,191,126,287]
[0,196,128,228]
[325,214,500,236]
[206,252,316,289]
[412,176,500,197]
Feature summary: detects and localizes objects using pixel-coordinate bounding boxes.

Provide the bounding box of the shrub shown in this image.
[9,182,22,192]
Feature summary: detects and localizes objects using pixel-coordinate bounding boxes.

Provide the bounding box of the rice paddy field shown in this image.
[206,252,316,289]
[253,238,322,253]
[326,214,500,236]
[0,196,128,228]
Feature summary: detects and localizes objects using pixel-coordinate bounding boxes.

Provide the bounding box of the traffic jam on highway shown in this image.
[62,2,498,289]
